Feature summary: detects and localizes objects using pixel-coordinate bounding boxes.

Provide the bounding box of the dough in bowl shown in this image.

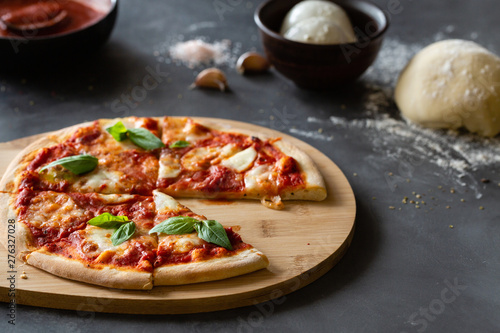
[395,39,500,137]
[283,16,353,45]
[280,0,357,44]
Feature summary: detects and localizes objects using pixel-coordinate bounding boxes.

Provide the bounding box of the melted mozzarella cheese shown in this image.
[115,140,139,150]
[244,164,272,190]
[183,122,212,142]
[76,167,122,193]
[114,117,144,130]
[221,146,257,173]
[153,190,181,212]
[181,144,239,172]
[159,154,182,178]
[219,143,239,156]
[159,233,205,254]
[86,226,116,252]
[95,193,135,204]
[26,192,86,229]
[181,147,215,171]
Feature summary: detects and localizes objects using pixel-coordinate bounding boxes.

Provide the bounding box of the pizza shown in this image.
[0,117,327,289]
[156,117,326,207]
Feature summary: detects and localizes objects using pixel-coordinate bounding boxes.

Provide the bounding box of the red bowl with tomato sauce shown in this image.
[0,0,117,65]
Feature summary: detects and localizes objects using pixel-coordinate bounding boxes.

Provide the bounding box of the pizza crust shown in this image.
[0,121,97,194]
[27,251,153,290]
[0,136,58,194]
[0,193,36,266]
[153,248,269,286]
[0,193,14,249]
[273,140,327,201]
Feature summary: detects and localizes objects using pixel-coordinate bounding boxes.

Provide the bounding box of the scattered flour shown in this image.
[169,39,231,68]
[289,128,333,141]
[363,37,422,86]
[356,37,424,116]
[306,115,500,197]
[293,36,500,197]
[311,115,500,173]
[154,35,241,69]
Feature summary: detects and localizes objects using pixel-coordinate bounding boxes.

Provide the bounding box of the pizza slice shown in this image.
[156,117,327,209]
[9,117,162,195]
[151,190,269,286]
[6,188,269,289]
[13,190,158,289]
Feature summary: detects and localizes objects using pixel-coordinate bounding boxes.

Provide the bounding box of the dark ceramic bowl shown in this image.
[0,0,117,66]
[254,0,389,89]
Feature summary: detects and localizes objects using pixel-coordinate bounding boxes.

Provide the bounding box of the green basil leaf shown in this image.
[127,128,165,150]
[194,220,233,250]
[149,216,198,235]
[88,212,130,229]
[169,140,190,149]
[39,154,98,175]
[111,221,136,246]
[106,121,128,142]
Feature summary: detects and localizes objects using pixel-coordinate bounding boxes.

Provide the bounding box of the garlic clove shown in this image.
[191,68,228,92]
[236,52,270,75]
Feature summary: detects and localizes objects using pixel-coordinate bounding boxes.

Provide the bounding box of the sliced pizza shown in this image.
[157,117,327,209]
[151,190,269,286]
[3,116,326,208]
[14,190,157,289]
[0,116,329,290]
[9,117,162,196]
[8,189,268,289]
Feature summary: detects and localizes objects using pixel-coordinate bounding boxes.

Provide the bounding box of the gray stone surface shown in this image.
[1,0,499,332]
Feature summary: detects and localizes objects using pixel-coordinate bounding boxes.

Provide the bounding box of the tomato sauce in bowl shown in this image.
[0,0,117,66]
[0,0,110,38]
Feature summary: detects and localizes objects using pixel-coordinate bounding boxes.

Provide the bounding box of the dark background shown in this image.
[1,0,499,332]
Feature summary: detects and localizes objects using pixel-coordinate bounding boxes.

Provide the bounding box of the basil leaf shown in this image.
[106,121,128,142]
[149,216,198,235]
[194,220,233,250]
[88,212,130,229]
[106,122,165,150]
[39,154,98,175]
[169,140,190,149]
[127,128,165,150]
[111,221,136,246]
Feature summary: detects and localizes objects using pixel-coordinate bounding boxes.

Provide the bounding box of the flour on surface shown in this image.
[169,39,231,68]
[154,35,241,69]
[289,128,333,141]
[297,36,500,197]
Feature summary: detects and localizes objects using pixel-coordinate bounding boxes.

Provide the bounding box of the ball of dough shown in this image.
[395,39,500,137]
[283,17,352,45]
[280,0,357,44]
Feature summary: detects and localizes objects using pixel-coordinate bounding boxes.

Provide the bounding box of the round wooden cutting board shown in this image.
[0,118,356,314]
